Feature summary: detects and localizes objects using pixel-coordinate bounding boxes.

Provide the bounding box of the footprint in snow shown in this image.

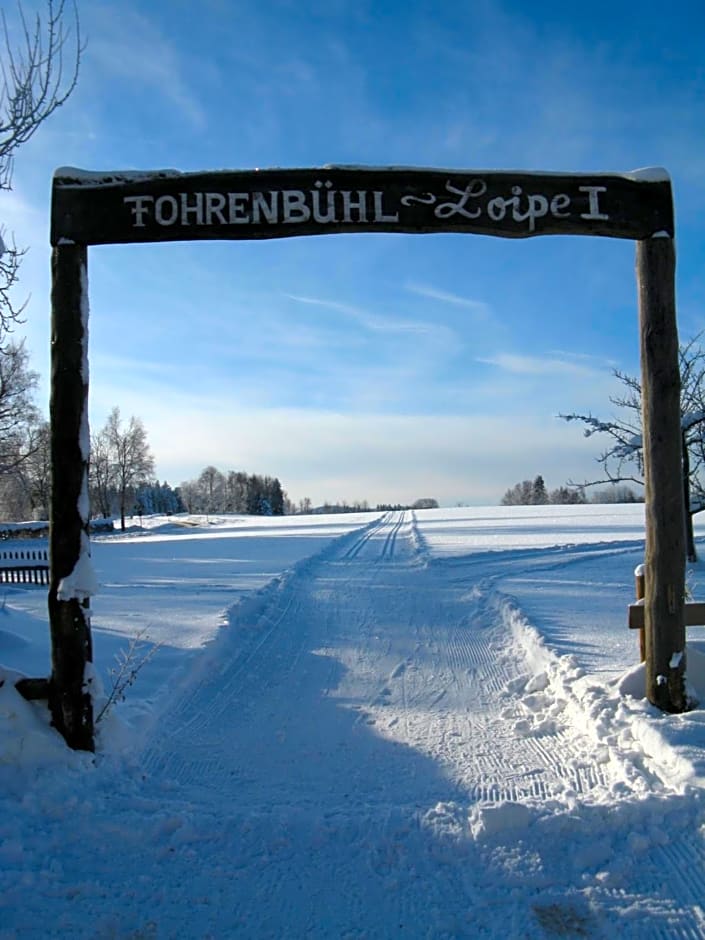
[390,661,407,679]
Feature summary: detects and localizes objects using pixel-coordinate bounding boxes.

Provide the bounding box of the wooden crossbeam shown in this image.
[629,601,705,630]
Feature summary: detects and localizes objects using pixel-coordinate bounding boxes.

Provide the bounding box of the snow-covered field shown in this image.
[2,505,705,938]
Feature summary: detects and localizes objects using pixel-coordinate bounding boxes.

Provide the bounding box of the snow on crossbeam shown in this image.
[51,165,674,246]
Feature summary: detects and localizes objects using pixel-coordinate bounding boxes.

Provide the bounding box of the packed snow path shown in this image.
[144,512,617,811]
[139,511,705,937]
[5,510,705,938]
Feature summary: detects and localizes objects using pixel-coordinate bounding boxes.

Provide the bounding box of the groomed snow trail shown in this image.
[142,512,609,811]
[130,511,704,938]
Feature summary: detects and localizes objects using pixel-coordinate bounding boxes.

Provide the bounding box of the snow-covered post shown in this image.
[634,564,646,662]
[49,243,95,751]
[636,236,686,712]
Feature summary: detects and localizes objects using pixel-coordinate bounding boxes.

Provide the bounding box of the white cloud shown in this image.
[107,388,601,506]
[405,282,492,319]
[547,349,619,369]
[286,293,451,338]
[478,353,607,379]
[86,6,206,130]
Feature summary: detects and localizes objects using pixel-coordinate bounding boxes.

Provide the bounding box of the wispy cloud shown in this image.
[405,282,493,318]
[130,400,599,505]
[286,293,450,338]
[547,349,619,370]
[478,353,606,379]
[86,6,206,130]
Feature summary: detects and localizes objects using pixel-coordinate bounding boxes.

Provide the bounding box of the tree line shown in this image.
[501,476,642,507]
[307,498,439,515]
[177,466,286,516]
[501,476,585,506]
[0,396,289,527]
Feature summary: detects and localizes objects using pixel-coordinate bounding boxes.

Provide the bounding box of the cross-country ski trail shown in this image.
[10,511,705,939]
[130,510,705,938]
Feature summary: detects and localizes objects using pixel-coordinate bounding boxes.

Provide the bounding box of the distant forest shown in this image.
[501,475,643,506]
[311,497,439,515]
[176,467,286,516]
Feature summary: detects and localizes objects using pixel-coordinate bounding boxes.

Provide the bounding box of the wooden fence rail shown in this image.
[628,563,705,661]
[0,549,50,585]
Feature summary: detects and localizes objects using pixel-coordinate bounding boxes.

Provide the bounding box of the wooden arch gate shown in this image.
[48,165,683,750]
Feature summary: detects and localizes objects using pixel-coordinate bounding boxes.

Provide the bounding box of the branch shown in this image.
[0,230,28,333]
[0,0,82,190]
[567,472,645,489]
[558,411,641,449]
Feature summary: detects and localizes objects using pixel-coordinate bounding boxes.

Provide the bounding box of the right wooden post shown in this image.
[636,236,687,712]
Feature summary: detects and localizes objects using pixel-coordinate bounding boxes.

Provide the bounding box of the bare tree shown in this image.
[0,337,38,470]
[88,423,113,518]
[198,465,225,519]
[177,479,198,513]
[13,417,50,516]
[108,408,155,530]
[0,235,26,332]
[1,0,81,333]
[94,407,155,530]
[560,334,705,562]
[225,470,248,513]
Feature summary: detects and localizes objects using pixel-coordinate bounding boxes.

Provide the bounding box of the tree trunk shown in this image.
[637,237,687,713]
[49,244,94,751]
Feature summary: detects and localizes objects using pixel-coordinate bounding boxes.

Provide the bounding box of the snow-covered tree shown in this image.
[560,334,705,561]
[89,424,113,518]
[589,485,642,504]
[198,465,225,517]
[0,3,81,527]
[0,339,38,474]
[108,409,154,530]
[90,408,154,530]
[12,418,50,517]
[262,475,284,515]
[0,339,45,520]
[549,485,586,505]
[158,480,185,514]
[412,498,439,510]
[177,479,199,513]
[532,475,548,505]
[179,467,287,516]
[223,470,249,513]
[501,476,584,506]
[501,480,531,505]
[133,480,184,517]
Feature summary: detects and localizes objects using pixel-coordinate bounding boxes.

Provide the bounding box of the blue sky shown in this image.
[5,0,705,506]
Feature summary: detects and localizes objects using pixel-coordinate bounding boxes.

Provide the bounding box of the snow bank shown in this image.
[501,600,705,793]
[0,669,89,780]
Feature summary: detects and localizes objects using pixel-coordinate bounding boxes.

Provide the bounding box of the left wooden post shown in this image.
[49,243,94,751]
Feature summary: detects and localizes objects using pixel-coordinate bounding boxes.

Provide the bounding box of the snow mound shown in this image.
[0,669,89,778]
[618,643,705,704]
[469,800,535,839]
[501,601,705,793]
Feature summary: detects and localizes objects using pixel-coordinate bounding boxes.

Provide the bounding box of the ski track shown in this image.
[12,512,705,938]
[113,511,705,938]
